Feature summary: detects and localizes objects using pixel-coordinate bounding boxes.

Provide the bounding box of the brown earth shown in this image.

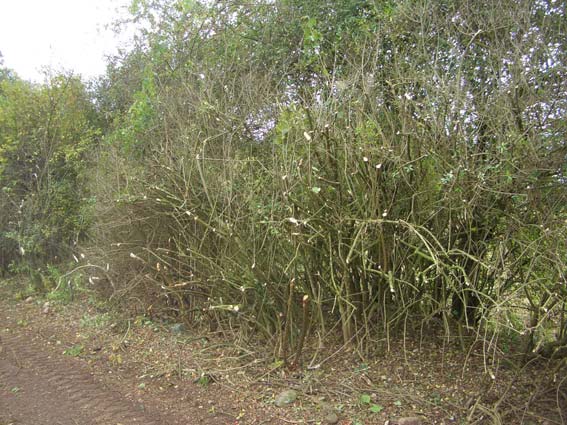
[0,292,331,425]
[0,300,238,425]
[0,283,565,425]
[0,331,171,425]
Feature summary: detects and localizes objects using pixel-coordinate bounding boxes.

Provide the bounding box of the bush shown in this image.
[88,0,567,358]
[0,72,98,276]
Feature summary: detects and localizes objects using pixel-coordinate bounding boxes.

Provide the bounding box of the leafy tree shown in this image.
[0,72,98,278]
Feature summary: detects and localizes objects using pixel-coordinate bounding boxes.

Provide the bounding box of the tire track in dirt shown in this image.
[0,332,170,425]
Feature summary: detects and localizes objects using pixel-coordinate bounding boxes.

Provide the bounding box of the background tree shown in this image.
[0,72,98,283]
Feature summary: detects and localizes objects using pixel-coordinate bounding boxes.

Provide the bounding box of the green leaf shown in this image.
[369,404,383,413]
[394,400,402,407]
[311,186,321,194]
[271,359,284,369]
[63,344,84,357]
[359,393,371,404]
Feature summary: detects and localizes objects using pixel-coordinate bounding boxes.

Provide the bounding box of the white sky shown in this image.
[0,0,134,82]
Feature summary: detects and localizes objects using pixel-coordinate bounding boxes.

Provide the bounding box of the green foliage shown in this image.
[196,374,210,387]
[1,0,566,366]
[369,404,383,413]
[0,73,98,275]
[85,0,567,358]
[63,344,84,357]
[46,268,83,304]
[80,312,112,329]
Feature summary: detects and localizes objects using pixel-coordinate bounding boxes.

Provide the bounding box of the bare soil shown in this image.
[0,330,170,425]
[0,283,565,425]
[0,299,239,424]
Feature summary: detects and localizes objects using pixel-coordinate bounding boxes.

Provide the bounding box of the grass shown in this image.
[63,344,84,357]
[79,312,112,329]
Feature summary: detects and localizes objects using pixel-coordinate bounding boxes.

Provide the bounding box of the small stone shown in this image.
[170,323,187,334]
[323,412,339,424]
[24,296,34,303]
[397,417,422,425]
[42,302,51,314]
[274,389,298,407]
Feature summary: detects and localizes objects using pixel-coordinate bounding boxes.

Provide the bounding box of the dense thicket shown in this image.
[1,0,566,359]
[0,69,98,286]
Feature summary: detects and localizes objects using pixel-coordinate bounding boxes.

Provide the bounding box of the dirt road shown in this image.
[0,330,178,425]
